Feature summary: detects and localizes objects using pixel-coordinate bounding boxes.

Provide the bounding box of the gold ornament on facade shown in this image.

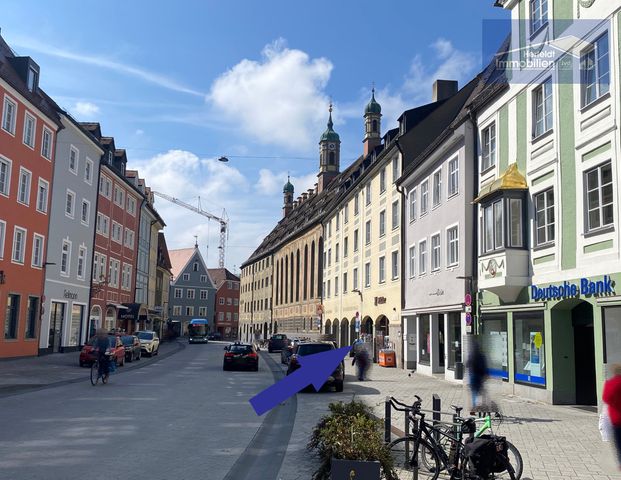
[473,162,528,204]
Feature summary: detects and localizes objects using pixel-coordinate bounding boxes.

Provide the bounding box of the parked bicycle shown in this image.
[387,396,521,480]
[90,351,115,386]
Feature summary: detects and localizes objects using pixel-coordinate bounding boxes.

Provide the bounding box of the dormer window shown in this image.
[108,151,113,164]
[27,66,38,92]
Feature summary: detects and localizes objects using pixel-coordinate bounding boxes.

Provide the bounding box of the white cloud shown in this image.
[10,36,205,97]
[71,101,100,118]
[255,169,316,196]
[134,129,144,136]
[208,39,333,150]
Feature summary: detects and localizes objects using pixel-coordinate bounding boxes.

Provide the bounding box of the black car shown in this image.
[208,332,223,341]
[286,342,344,392]
[120,335,141,362]
[268,334,288,353]
[223,343,259,371]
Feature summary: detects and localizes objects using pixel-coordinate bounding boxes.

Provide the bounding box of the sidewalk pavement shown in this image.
[354,364,621,480]
[0,340,184,397]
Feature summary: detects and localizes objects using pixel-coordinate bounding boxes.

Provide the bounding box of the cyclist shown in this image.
[93,328,111,379]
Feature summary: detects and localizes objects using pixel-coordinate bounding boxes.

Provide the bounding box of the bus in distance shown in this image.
[188,319,209,343]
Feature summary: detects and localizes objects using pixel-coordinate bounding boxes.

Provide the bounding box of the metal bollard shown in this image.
[433,394,441,443]
[385,397,391,444]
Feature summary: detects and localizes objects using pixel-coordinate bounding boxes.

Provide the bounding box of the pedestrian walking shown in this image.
[466,337,488,410]
[603,363,621,468]
[352,344,370,381]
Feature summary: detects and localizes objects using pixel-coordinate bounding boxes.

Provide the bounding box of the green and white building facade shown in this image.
[475,0,621,406]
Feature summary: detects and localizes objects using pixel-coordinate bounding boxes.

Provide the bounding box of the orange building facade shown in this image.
[0,45,60,358]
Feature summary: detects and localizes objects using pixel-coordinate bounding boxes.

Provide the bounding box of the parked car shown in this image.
[286,342,344,392]
[268,334,288,353]
[208,332,222,341]
[79,335,126,367]
[223,343,259,371]
[121,335,141,362]
[135,330,160,356]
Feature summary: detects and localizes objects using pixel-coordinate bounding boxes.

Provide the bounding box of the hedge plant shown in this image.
[308,401,397,480]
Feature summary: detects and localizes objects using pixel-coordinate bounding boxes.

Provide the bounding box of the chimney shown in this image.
[314,183,319,195]
[308,188,314,197]
[293,200,298,209]
[302,192,308,201]
[432,80,458,102]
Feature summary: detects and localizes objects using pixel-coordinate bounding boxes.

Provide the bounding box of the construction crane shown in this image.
[152,191,228,268]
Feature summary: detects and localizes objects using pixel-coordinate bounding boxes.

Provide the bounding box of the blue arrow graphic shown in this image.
[250,346,352,416]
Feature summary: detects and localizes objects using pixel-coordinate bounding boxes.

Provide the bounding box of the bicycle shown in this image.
[388,396,518,480]
[435,404,523,480]
[90,352,115,386]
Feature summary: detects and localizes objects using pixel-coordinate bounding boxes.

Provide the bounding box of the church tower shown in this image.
[318,103,340,193]
[363,88,382,156]
[283,175,294,217]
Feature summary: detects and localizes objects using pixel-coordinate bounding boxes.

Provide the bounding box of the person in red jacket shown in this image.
[603,364,621,467]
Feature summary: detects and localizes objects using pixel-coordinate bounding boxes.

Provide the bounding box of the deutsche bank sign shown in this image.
[531,276,614,301]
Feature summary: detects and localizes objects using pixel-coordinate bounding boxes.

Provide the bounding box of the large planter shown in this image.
[331,459,380,480]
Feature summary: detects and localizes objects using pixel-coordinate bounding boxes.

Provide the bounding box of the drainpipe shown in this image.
[395,138,407,369]
[87,154,103,343]
[467,106,480,336]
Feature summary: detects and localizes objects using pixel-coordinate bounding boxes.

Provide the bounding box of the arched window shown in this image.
[318,237,324,297]
[284,258,288,304]
[329,151,336,165]
[193,262,199,272]
[310,241,316,299]
[275,263,280,305]
[296,249,300,302]
[289,253,294,303]
[372,119,378,133]
[303,245,309,301]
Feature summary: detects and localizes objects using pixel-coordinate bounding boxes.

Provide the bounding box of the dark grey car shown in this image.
[121,335,141,362]
[268,334,288,353]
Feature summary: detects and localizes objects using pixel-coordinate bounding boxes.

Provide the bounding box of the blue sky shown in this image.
[2,1,509,272]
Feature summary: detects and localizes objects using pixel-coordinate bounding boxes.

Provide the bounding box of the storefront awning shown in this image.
[119,303,145,321]
[473,163,528,204]
[107,303,129,310]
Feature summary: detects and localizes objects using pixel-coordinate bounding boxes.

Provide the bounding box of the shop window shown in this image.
[419,315,430,366]
[447,312,461,370]
[604,307,621,366]
[513,312,546,386]
[480,314,508,379]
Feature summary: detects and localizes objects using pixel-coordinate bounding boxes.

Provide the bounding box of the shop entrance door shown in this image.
[572,302,596,405]
[438,315,445,368]
[49,302,65,353]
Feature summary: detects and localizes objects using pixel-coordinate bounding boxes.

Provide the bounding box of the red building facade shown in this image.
[208,268,239,340]
[85,131,142,335]
[0,39,60,358]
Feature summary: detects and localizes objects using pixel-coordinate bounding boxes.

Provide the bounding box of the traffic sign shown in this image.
[465,313,473,326]
[464,294,472,306]
[464,305,472,313]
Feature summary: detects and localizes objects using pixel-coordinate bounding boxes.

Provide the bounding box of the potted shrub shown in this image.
[308,401,397,480]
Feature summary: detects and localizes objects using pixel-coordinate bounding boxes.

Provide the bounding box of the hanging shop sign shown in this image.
[531,275,614,301]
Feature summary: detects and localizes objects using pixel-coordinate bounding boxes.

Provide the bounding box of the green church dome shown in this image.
[365,89,381,115]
